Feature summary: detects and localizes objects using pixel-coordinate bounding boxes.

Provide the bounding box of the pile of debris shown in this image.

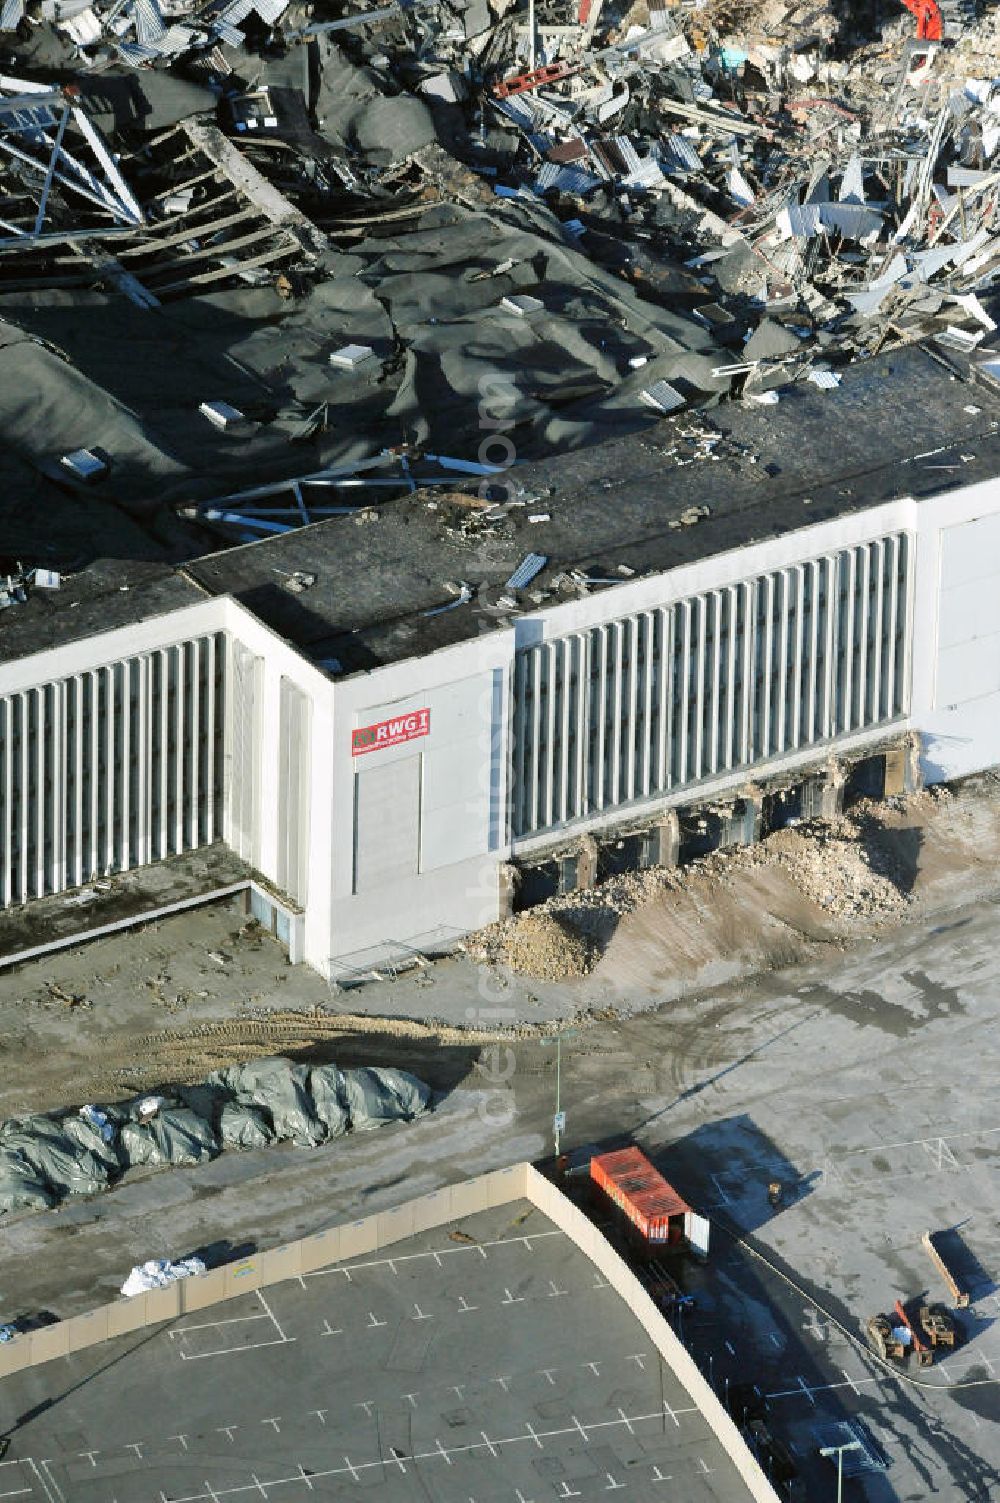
[470,906,599,977]
[471,795,924,978]
[4,0,1000,557]
[0,1056,432,1217]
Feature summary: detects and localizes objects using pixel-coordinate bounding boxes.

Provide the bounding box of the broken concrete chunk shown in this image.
[743,320,803,362]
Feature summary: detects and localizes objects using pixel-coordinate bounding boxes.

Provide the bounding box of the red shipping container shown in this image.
[591,1147,691,1245]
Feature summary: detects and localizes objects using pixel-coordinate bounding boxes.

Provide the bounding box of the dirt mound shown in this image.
[469,794,942,990]
[470,910,598,981]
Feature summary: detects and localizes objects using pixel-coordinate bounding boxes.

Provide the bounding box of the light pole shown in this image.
[819,1439,862,1503]
[539,1028,578,1159]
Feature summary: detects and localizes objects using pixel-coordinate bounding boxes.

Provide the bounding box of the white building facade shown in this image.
[2,476,1000,978]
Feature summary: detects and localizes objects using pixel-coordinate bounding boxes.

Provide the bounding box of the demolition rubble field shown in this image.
[4,0,1000,588]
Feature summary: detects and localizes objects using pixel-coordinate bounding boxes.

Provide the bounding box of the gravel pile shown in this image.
[470,911,598,981]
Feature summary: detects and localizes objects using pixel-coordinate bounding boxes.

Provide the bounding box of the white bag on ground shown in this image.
[121,1256,206,1298]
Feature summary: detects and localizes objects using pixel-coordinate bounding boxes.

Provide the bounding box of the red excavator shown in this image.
[897,0,976,40]
[899,0,943,39]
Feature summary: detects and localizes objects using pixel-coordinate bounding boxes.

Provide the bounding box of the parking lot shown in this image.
[0,1203,754,1503]
[623,907,1000,1503]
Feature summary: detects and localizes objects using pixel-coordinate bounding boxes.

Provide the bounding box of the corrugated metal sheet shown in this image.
[659,134,701,174]
[534,161,601,196]
[0,0,25,31]
[252,0,290,25]
[511,532,912,838]
[132,0,166,44]
[496,95,540,130]
[506,553,548,590]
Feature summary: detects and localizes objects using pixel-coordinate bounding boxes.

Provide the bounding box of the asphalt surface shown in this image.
[0,1203,751,1503]
[5,842,1000,1497]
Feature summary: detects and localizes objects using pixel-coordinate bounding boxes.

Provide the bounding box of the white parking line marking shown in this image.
[303,1231,562,1280]
[124,1403,705,1501]
[256,1291,288,1343]
[169,1314,270,1338]
[180,1337,290,1363]
[25,1462,60,1503]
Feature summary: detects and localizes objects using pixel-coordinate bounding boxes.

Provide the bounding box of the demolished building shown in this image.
[2,0,1000,973]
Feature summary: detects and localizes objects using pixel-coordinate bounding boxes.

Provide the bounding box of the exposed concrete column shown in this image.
[727,788,762,847]
[648,810,679,869]
[573,836,599,891]
[801,759,844,822]
[884,733,924,798]
[498,862,517,920]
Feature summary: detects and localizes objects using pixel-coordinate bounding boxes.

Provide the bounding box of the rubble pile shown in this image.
[3,0,1000,555]
[471,795,925,978]
[471,907,598,977]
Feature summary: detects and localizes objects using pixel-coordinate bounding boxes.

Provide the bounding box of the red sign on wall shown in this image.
[352,707,431,756]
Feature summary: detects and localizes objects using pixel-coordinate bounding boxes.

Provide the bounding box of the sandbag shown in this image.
[0,1114,111,1197]
[0,1148,56,1215]
[218,1102,274,1151]
[308,1064,350,1138]
[342,1067,432,1130]
[209,1057,325,1147]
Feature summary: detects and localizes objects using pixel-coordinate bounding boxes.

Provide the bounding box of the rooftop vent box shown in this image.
[60,448,108,482]
[501,293,544,315]
[200,400,245,430]
[329,343,375,369]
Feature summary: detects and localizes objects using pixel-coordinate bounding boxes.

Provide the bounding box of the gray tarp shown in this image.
[0,1055,431,1217]
[62,1110,124,1174]
[120,1108,219,1168]
[218,1102,275,1151]
[308,1064,350,1138]
[179,1082,276,1150]
[342,1067,433,1130]
[0,1150,57,1215]
[0,1115,111,1198]
[209,1057,325,1147]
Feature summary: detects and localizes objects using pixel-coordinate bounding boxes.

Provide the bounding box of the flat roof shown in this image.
[0,558,203,668]
[2,343,998,677]
[186,344,1000,674]
[0,1201,756,1502]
